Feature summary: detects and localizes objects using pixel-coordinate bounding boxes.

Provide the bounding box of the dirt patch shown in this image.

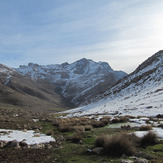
[0,148,57,163]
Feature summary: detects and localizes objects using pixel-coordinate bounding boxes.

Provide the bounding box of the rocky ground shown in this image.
[0,106,163,163]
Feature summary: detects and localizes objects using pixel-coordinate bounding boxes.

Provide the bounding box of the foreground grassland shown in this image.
[0,109,163,163]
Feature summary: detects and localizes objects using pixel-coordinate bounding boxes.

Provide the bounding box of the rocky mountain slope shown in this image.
[0,64,70,113]
[15,58,127,105]
[65,50,163,117]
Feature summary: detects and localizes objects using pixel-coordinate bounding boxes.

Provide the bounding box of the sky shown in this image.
[0,0,163,73]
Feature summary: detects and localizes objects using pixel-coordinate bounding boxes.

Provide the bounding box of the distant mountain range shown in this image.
[0,64,70,113]
[64,50,163,117]
[15,58,127,105]
[0,58,127,112]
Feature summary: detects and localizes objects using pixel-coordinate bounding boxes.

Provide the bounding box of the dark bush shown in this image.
[140,132,157,146]
[111,116,128,124]
[104,133,136,157]
[156,114,163,118]
[71,131,85,143]
[95,133,136,157]
[95,135,108,147]
[158,124,163,128]
[99,116,110,125]
[93,121,105,128]
[139,125,152,131]
[84,125,92,131]
[58,124,73,132]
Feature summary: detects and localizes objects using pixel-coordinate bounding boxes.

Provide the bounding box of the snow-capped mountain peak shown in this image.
[64,51,163,117]
[15,58,127,105]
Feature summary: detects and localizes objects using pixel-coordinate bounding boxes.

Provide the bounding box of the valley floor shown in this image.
[0,106,163,163]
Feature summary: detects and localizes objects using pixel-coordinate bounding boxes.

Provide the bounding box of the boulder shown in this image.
[45,144,53,149]
[6,140,20,149]
[19,141,28,147]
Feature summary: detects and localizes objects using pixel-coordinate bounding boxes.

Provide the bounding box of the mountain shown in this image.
[15,58,127,105]
[0,64,70,113]
[65,50,163,117]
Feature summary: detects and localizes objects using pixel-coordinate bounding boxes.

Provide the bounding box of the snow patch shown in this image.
[0,129,55,145]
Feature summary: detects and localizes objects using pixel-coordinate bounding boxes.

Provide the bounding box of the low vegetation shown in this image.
[0,110,163,162]
[140,131,158,147]
[139,125,152,131]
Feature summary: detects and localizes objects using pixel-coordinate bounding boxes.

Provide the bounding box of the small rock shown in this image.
[121,160,134,163]
[134,158,148,163]
[92,147,104,154]
[23,129,27,132]
[31,143,45,149]
[134,152,153,160]
[33,134,40,137]
[0,141,4,148]
[129,156,138,160]
[23,145,31,149]
[6,140,20,149]
[45,144,53,149]
[19,141,28,147]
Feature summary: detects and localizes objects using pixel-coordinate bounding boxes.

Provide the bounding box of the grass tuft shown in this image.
[140,131,158,147]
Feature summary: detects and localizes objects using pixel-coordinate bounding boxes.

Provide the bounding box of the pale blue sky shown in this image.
[0,0,163,73]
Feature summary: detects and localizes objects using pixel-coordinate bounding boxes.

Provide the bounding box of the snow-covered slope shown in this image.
[65,50,163,117]
[0,64,15,85]
[15,58,127,105]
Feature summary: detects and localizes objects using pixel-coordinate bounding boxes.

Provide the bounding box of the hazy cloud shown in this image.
[0,0,163,73]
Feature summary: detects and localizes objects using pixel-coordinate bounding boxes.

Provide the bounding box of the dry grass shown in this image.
[95,132,136,157]
[99,116,111,125]
[104,133,135,157]
[45,130,53,136]
[139,125,152,131]
[111,116,128,123]
[58,123,73,132]
[56,116,109,132]
[92,121,105,128]
[73,126,85,132]
[84,125,92,131]
[140,131,158,146]
[95,135,108,147]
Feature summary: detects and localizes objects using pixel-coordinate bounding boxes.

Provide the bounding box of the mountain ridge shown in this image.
[15,58,127,105]
[0,63,71,113]
[64,50,163,117]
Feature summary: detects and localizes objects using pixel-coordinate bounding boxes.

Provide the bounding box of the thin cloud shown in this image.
[0,0,163,73]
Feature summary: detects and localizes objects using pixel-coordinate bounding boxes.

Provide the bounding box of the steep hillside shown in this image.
[15,58,127,105]
[65,50,163,117]
[0,64,70,113]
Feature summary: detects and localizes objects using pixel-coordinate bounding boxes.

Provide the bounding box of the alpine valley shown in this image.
[15,58,127,107]
[0,51,163,163]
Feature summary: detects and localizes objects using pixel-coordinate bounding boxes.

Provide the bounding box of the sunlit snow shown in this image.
[0,129,55,145]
